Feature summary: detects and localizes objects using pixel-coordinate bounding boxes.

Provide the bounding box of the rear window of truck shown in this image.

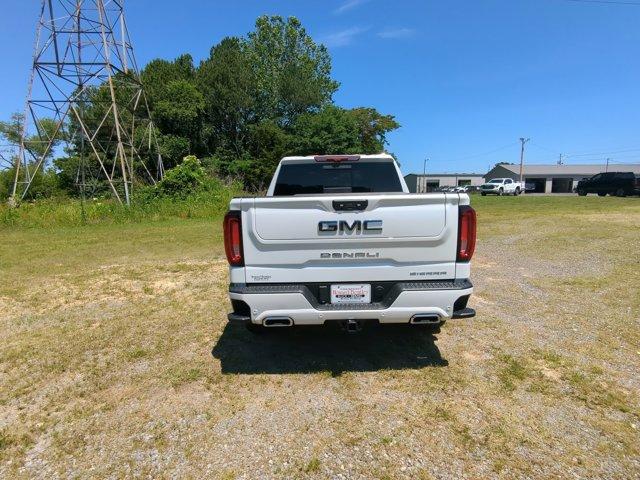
[273,162,403,196]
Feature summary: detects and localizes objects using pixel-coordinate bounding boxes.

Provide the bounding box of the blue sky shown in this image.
[1,0,639,175]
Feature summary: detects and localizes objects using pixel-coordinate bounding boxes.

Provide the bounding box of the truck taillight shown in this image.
[457,205,477,262]
[223,211,243,266]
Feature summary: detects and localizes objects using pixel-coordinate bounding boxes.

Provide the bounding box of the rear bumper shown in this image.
[227,280,474,326]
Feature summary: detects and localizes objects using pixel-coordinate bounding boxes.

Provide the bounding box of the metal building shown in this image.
[404,173,485,193]
[484,164,640,193]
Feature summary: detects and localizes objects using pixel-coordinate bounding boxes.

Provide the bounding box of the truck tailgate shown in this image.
[234,194,461,284]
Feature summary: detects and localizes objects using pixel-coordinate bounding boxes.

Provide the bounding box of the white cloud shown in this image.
[320,27,369,47]
[334,0,370,15]
[377,27,416,39]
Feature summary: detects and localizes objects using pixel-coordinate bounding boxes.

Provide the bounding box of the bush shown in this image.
[0,154,245,228]
[0,177,243,228]
[154,155,205,197]
[0,166,63,202]
[158,134,191,168]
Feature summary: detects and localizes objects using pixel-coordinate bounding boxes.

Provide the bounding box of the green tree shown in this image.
[138,56,204,167]
[154,80,204,138]
[289,106,398,156]
[347,108,400,153]
[0,113,62,160]
[238,120,293,190]
[0,113,23,145]
[196,37,256,155]
[246,16,339,124]
[157,135,191,168]
[140,54,196,107]
[0,113,64,200]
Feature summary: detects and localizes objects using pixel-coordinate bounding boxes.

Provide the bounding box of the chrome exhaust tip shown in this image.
[410,314,441,325]
[263,317,293,327]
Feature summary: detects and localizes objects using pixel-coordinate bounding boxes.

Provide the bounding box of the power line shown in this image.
[446,142,519,162]
[530,143,640,159]
[433,142,640,168]
[529,142,558,154]
[566,148,640,157]
[563,0,640,6]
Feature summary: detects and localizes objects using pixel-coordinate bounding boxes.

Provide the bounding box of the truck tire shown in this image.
[498,188,503,196]
[481,192,486,196]
[514,187,521,196]
[597,192,607,197]
[577,189,587,196]
[615,188,626,197]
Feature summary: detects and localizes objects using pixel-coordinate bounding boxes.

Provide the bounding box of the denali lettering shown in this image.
[318,220,383,233]
[320,252,380,259]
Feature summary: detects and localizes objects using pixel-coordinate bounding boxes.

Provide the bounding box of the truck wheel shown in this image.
[577,189,586,196]
[615,188,626,197]
[498,188,503,196]
[514,187,521,196]
[597,192,607,197]
[481,192,486,196]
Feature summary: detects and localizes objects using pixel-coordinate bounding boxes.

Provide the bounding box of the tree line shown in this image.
[0,16,399,200]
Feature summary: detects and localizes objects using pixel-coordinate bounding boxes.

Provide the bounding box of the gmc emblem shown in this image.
[318,220,383,234]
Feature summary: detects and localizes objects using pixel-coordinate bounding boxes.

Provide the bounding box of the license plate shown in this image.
[330,284,371,304]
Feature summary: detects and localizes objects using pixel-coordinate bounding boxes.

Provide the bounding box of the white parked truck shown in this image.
[479,178,524,196]
[224,154,477,333]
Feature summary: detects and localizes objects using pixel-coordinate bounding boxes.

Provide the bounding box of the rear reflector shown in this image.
[223,211,243,266]
[457,205,477,262]
[314,155,360,163]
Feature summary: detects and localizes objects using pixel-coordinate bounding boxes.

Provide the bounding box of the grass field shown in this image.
[1,196,639,479]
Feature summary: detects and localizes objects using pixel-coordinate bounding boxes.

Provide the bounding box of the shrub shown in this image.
[155,155,205,197]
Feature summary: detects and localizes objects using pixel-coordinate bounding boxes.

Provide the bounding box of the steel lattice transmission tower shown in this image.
[9,0,163,206]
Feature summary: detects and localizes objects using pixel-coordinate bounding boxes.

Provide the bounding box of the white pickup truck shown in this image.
[479,178,524,196]
[223,154,476,333]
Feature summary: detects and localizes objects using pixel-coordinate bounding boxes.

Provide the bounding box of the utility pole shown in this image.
[605,158,610,172]
[422,157,429,193]
[518,137,530,184]
[558,153,563,165]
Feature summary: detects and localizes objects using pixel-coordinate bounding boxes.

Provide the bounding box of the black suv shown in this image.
[576,172,639,197]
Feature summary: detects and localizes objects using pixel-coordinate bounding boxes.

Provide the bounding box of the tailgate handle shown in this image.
[332,200,368,211]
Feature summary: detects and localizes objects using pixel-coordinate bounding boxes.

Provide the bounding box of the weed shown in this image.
[126,348,148,360]
[219,469,237,480]
[166,366,204,387]
[497,354,530,391]
[303,457,321,473]
[566,371,635,414]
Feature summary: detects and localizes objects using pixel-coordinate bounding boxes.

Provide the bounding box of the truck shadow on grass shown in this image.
[211,323,447,375]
